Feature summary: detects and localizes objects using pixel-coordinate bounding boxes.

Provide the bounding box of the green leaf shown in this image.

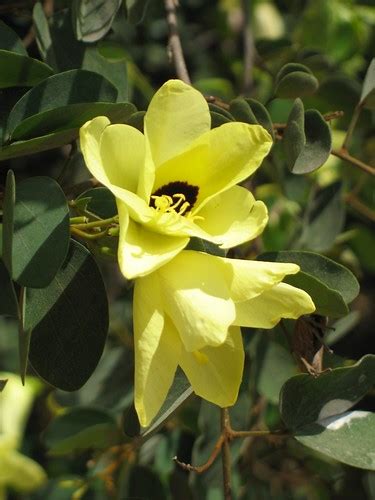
[0,49,54,89]
[0,19,27,55]
[360,58,375,109]
[229,98,258,124]
[76,187,117,219]
[296,411,375,471]
[280,355,375,430]
[72,0,122,43]
[244,98,274,139]
[208,103,234,122]
[0,379,7,391]
[44,407,120,455]
[0,260,18,318]
[283,98,332,174]
[257,251,359,317]
[5,69,127,141]
[186,238,226,257]
[275,63,319,99]
[2,170,15,275]
[82,46,128,102]
[26,240,109,391]
[126,0,150,24]
[142,368,193,436]
[298,181,345,251]
[4,176,70,288]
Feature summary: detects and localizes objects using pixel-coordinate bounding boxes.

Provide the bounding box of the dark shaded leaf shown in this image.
[26,240,109,391]
[283,98,332,174]
[125,110,145,132]
[33,2,56,66]
[210,111,232,129]
[245,98,274,138]
[280,354,375,430]
[142,368,193,436]
[0,19,27,55]
[6,69,124,141]
[0,50,54,89]
[76,187,117,219]
[72,0,122,43]
[186,238,226,257]
[299,181,345,251]
[44,407,120,455]
[6,177,70,288]
[2,170,15,275]
[0,379,7,391]
[360,58,375,109]
[208,103,234,121]
[0,260,18,318]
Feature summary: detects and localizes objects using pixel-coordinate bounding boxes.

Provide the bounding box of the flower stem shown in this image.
[71,216,119,230]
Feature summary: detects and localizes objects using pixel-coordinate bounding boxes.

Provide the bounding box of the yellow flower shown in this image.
[80,80,272,279]
[133,250,315,427]
[0,374,47,494]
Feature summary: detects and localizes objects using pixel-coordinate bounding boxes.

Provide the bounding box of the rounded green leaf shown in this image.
[0,50,54,89]
[257,250,359,317]
[275,63,319,99]
[26,240,109,391]
[4,176,70,288]
[229,98,257,124]
[44,407,120,455]
[76,187,117,219]
[279,354,375,430]
[210,111,232,129]
[126,0,150,24]
[295,411,375,471]
[283,99,332,174]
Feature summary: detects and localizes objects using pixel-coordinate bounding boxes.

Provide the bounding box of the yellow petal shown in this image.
[0,447,46,492]
[180,326,244,408]
[80,117,153,223]
[144,79,210,168]
[99,123,145,194]
[80,116,110,186]
[195,185,268,248]
[153,122,272,210]
[117,203,189,279]
[234,282,316,328]
[223,258,301,302]
[158,251,236,351]
[133,276,181,427]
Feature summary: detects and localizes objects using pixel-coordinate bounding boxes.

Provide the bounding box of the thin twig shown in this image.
[332,148,375,176]
[173,434,225,473]
[221,408,232,500]
[273,110,344,131]
[241,0,255,94]
[164,0,191,84]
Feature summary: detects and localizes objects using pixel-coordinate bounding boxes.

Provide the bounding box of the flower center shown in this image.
[150,181,199,216]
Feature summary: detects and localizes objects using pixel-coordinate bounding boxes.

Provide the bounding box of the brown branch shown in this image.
[241,0,255,94]
[221,408,232,500]
[273,110,344,131]
[164,0,191,84]
[173,434,225,473]
[332,148,375,176]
